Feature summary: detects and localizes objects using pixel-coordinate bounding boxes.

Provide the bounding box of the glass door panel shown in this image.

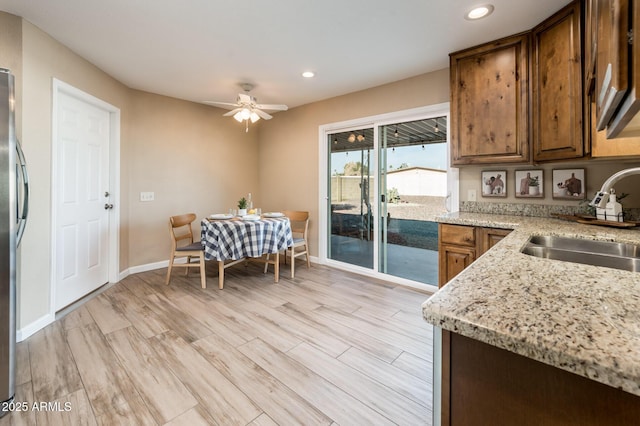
[327,128,374,268]
[378,117,448,285]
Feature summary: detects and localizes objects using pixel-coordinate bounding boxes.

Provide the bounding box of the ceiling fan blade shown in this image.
[254,109,273,120]
[222,108,242,117]
[202,101,239,110]
[255,103,288,111]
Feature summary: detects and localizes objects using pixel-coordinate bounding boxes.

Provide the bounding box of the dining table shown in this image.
[200,215,293,289]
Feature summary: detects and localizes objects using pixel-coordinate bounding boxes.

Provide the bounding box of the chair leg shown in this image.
[199,254,206,289]
[305,243,311,268]
[290,248,295,279]
[185,256,191,276]
[166,256,174,285]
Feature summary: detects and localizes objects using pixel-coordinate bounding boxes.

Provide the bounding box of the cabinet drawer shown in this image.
[440,224,476,247]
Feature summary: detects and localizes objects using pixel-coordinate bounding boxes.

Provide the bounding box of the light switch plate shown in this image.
[468,189,477,201]
[140,191,154,202]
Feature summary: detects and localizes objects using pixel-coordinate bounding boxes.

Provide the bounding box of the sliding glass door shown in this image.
[322,105,452,288]
[378,117,447,284]
[327,127,374,268]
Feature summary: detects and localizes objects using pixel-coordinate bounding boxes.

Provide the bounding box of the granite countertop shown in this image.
[422,212,640,397]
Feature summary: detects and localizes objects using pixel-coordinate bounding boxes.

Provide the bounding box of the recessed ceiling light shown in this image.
[465,4,494,20]
[302,71,315,78]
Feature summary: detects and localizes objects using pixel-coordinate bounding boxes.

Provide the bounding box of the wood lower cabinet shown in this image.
[438,224,511,287]
[532,1,584,161]
[439,245,475,288]
[441,331,640,425]
[450,33,530,165]
[480,227,511,252]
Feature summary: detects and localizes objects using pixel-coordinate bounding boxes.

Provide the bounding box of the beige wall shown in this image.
[0,13,21,130]
[256,69,450,257]
[128,90,258,266]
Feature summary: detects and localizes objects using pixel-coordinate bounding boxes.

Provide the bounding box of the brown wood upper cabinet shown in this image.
[594,0,630,132]
[532,1,584,161]
[604,0,640,138]
[450,33,530,165]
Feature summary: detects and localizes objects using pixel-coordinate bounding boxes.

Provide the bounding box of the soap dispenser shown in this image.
[604,189,623,222]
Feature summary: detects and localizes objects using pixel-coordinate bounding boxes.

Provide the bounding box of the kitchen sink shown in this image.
[521,235,640,272]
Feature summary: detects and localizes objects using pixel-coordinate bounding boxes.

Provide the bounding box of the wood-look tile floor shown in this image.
[2,261,434,425]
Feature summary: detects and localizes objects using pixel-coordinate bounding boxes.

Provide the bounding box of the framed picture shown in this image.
[481,170,507,197]
[515,169,544,198]
[553,168,586,200]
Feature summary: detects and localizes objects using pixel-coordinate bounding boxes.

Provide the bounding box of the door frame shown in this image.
[50,79,120,314]
[318,103,453,292]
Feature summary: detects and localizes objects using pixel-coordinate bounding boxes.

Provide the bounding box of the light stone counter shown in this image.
[422,212,640,397]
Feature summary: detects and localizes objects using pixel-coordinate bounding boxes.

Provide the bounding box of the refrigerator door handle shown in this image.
[16,139,28,247]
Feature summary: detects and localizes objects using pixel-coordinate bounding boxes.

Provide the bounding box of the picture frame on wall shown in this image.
[515,169,544,198]
[552,168,586,200]
[481,170,507,197]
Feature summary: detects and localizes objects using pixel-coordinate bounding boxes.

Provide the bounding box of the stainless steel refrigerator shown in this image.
[0,68,29,415]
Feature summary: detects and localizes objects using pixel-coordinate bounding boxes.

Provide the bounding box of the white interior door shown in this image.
[55,92,111,310]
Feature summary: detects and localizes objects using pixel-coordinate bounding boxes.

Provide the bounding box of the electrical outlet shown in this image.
[468,189,477,201]
[140,191,154,202]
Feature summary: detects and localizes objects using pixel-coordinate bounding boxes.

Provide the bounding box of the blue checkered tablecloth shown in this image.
[200,217,294,261]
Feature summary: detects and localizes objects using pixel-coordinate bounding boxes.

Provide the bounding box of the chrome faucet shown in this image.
[590,167,640,221]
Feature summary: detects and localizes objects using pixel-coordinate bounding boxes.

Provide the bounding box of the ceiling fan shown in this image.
[203,83,288,132]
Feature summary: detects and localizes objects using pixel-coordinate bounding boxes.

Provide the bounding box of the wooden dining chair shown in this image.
[165,213,207,289]
[282,210,311,278]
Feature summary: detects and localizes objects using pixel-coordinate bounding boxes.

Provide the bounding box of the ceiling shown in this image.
[0,0,571,110]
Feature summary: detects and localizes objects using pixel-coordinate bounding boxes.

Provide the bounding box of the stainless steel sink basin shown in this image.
[521,235,640,272]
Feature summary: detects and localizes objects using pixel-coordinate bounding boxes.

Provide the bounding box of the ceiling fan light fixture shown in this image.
[356,134,365,142]
[203,83,288,132]
[302,71,315,78]
[465,4,494,20]
[347,134,356,143]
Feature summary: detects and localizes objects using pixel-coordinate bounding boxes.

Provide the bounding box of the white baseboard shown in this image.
[128,259,171,275]
[17,313,55,342]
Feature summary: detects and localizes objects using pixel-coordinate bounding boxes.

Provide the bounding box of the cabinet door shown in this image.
[607,0,640,138]
[584,0,599,93]
[439,244,475,288]
[595,0,629,130]
[532,1,583,161]
[589,94,640,157]
[480,228,512,253]
[450,33,530,165]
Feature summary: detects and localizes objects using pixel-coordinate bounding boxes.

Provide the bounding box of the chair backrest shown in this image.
[169,213,197,248]
[283,211,309,240]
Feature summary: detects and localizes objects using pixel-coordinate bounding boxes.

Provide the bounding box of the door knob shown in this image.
[104,203,114,210]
